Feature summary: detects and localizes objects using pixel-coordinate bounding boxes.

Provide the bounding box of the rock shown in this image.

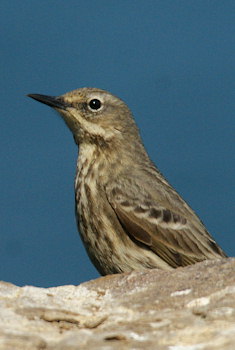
[0,258,235,349]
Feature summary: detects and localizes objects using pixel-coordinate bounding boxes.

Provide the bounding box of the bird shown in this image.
[28,88,227,275]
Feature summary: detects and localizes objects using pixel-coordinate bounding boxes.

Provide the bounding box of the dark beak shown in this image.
[27,94,68,110]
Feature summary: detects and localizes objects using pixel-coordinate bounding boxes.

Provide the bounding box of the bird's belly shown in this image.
[75,182,172,275]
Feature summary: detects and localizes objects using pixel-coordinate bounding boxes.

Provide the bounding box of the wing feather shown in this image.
[106,182,226,268]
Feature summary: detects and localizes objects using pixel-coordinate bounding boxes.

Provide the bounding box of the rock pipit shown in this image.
[28,88,227,275]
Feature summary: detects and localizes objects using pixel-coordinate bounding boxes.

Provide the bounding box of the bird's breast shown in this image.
[74,144,111,249]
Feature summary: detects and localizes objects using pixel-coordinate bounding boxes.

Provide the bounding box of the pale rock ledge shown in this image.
[0,258,235,349]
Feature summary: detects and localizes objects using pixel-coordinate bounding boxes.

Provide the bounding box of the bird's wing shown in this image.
[106,180,226,267]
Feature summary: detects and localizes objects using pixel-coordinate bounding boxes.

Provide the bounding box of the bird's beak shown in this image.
[27,94,69,110]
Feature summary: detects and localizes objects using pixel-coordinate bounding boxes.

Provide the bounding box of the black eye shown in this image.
[89,99,102,110]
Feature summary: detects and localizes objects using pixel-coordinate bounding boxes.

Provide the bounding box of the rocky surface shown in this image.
[0,258,235,349]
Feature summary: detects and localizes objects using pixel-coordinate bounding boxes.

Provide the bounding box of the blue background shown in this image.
[1,1,234,287]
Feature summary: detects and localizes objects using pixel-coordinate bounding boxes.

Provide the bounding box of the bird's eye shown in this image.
[88,99,102,110]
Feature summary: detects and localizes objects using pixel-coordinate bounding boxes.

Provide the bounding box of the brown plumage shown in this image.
[28,88,227,275]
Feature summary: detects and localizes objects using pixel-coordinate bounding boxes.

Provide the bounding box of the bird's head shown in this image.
[28,88,140,147]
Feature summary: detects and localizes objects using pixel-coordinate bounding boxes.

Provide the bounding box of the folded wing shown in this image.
[106,182,226,268]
